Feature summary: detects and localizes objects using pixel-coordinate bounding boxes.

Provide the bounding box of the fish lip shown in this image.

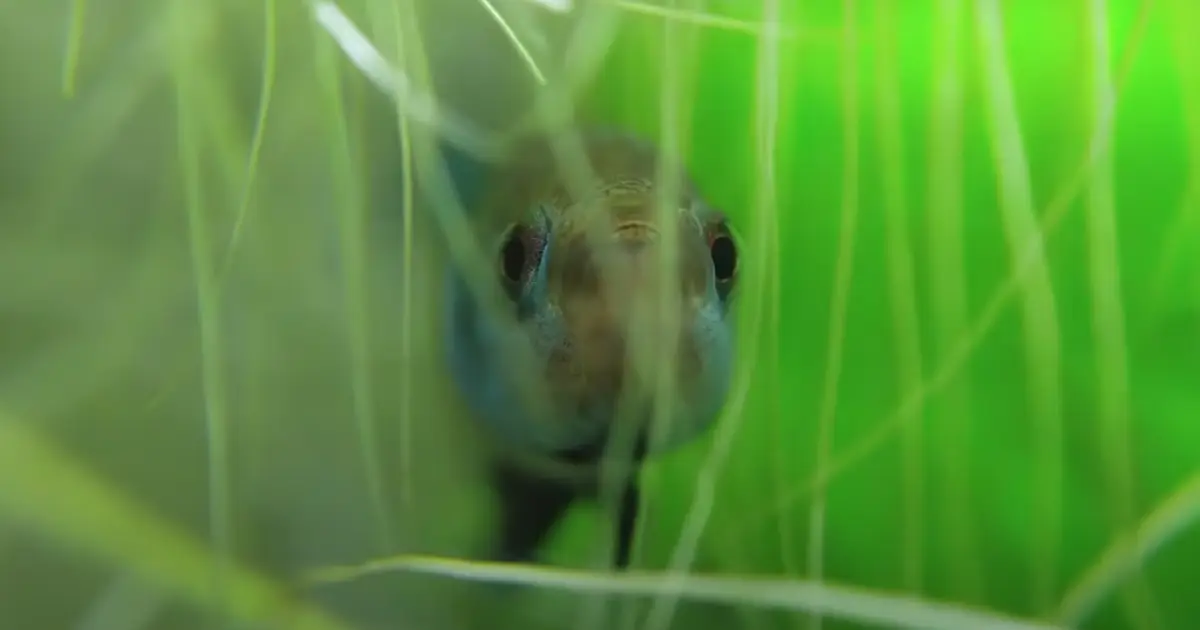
[612,220,660,242]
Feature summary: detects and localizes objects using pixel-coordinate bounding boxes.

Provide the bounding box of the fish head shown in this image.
[446,133,738,458]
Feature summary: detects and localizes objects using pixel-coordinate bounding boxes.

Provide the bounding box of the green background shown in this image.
[0,1,1196,629]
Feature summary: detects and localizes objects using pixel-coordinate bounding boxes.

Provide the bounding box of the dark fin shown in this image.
[490,460,579,564]
[613,477,640,570]
[561,431,648,570]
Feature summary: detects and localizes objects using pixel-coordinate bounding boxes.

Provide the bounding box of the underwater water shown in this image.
[0,1,1197,630]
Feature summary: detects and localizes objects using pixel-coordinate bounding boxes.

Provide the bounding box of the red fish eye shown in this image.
[500,225,528,282]
[709,230,737,281]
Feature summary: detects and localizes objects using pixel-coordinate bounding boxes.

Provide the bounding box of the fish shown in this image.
[443,128,738,570]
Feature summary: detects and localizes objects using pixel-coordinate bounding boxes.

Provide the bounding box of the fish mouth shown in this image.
[547,210,708,316]
[612,220,660,247]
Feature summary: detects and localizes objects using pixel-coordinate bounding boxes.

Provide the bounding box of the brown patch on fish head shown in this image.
[541,185,713,416]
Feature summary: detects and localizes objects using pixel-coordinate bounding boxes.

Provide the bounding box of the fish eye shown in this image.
[710,230,737,282]
[500,225,529,283]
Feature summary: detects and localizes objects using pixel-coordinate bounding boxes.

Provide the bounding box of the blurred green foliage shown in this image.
[0,1,1197,630]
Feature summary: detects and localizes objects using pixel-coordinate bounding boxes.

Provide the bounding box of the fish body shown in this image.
[444,129,738,568]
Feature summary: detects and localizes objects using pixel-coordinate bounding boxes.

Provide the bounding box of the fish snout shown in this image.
[550,213,712,309]
[544,216,711,410]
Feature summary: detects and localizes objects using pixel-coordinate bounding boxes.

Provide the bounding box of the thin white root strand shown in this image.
[308,0,501,159]
[305,555,1070,630]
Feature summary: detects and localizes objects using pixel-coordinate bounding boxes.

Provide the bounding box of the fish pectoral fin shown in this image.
[490,461,579,565]
[488,456,642,570]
